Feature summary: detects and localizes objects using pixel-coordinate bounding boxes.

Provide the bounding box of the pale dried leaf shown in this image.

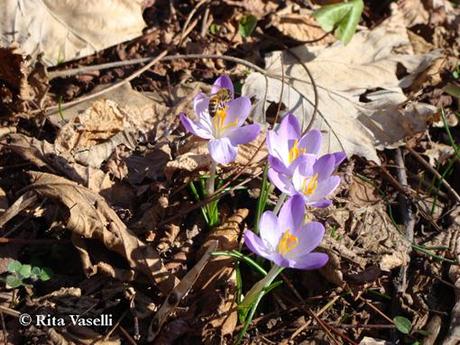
[26,171,177,294]
[271,4,335,44]
[360,337,392,345]
[242,5,441,163]
[53,84,172,169]
[1,0,145,66]
[398,0,429,26]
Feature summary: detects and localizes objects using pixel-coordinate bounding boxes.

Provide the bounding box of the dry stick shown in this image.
[406,145,460,204]
[394,148,415,294]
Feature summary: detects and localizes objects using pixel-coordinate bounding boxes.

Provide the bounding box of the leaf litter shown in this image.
[0,0,459,344]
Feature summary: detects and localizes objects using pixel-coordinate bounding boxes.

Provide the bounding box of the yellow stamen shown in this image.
[302,174,319,196]
[212,107,238,137]
[277,230,299,255]
[288,140,306,163]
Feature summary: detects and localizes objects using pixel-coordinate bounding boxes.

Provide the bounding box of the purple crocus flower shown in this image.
[244,195,328,270]
[179,75,260,164]
[267,113,321,176]
[269,154,341,208]
[267,113,345,176]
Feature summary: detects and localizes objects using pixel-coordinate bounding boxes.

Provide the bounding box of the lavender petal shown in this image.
[299,129,322,155]
[278,195,305,234]
[268,168,295,195]
[224,97,251,128]
[289,222,325,258]
[194,92,209,116]
[180,113,213,139]
[289,252,329,270]
[226,124,260,146]
[259,211,282,250]
[313,154,335,180]
[208,137,238,164]
[244,230,275,261]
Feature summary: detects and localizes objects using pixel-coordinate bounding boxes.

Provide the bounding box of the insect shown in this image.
[208,88,232,117]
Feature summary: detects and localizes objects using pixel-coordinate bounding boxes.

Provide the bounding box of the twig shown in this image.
[394,148,415,294]
[406,145,460,204]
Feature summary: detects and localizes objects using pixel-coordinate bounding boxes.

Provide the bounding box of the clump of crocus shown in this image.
[180,75,260,164]
[244,194,328,270]
[267,113,345,208]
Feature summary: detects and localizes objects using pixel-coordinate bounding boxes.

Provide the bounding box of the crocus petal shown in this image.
[267,113,301,165]
[289,222,325,259]
[268,155,290,176]
[288,252,329,270]
[259,211,282,250]
[278,195,305,234]
[211,75,234,98]
[194,92,209,117]
[226,124,260,146]
[208,137,237,164]
[180,113,213,139]
[223,97,251,129]
[332,151,347,168]
[244,231,275,261]
[295,155,316,177]
[311,176,341,202]
[309,199,332,208]
[271,253,291,268]
[314,154,335,181]
[299,129,322,155]
[268,168,295,195]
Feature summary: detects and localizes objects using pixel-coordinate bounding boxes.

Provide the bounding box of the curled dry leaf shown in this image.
[0,0,145,66]
[26,171,177,294]
[0,46,49,114]
[271,4,335,44]
[5,133,113,193]
[48,326,120,345]
[53,84,173,169]
[242,5,441,163]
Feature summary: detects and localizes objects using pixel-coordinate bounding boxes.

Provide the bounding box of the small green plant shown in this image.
[209,23,220,35]
[239,15,257,38]
[313,0,364,44]
[6,260,52,288]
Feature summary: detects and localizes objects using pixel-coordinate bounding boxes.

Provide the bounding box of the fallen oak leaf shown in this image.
[24,171,177,294]
[243,5,441,164]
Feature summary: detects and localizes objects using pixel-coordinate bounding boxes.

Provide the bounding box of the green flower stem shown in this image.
[273,192,287,215]
[206,161,217,196]
[237,264,284,342]
[239,264,284,318]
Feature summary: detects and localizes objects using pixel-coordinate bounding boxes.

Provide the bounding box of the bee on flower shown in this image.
[179,75,261,164]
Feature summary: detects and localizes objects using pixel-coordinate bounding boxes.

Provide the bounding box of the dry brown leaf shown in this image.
[0,187,8,216]
[1,0,145,66]
[222,0,279,18]
[348,176,381,207]
[48,326,120,345]
[271,4,335,44]
[51,83,173,169]
[26,171,177,294]
[0,46,49,114]
[398,0,429,26]
[5,133,113,193]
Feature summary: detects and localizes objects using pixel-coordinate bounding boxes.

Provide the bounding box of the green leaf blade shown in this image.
[394,316,412,335]
[239,15,258,38]
[313,0,364,45]
[7,260,22,273]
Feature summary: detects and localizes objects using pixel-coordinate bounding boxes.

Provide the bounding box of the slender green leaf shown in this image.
[239,15,258,38]
[394,316,412,335]
[313,0,364,44]
[444,83,460,98]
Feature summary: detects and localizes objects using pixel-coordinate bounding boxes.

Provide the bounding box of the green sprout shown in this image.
[5,260,52,289]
